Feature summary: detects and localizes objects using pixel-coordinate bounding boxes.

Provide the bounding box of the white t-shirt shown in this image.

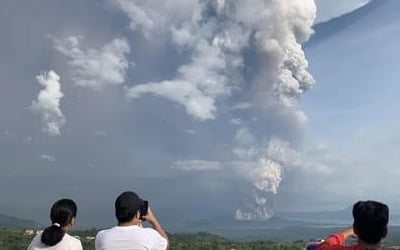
[28,233,83,250]
[95,225,168,250]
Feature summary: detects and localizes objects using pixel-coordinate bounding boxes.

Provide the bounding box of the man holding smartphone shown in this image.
[95,191,169,250]
[317,200,388,250]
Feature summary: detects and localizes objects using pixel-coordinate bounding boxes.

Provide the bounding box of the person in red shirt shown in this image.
[318,200,388,250]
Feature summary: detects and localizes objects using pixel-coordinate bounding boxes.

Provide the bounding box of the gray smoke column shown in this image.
[233,135,302,220]
[115,0,316,220]
[32,70,65,136]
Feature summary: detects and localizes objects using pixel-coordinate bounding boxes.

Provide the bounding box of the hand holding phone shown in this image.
[142,207,157,224]
[139,200,148,220]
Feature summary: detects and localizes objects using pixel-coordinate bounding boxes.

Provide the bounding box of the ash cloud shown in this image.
[113,0,316,220]
[32,71,65,136]
[53,36,130,90]
[18,0,317,222]
[171,160,222,171]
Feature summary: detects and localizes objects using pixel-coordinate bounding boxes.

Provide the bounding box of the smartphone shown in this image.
[139,200,148,220]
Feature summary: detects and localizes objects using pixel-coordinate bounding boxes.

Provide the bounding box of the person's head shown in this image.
[352,200,389,245]
[41,199,77,246]
[115,191,145,224]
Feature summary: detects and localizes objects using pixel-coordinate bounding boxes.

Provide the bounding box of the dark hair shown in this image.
[115,191,141,223]
[41,199,77,246]
[353,200,389,244]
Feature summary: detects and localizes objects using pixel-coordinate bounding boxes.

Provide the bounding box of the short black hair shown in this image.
[115,191,141,223]
[353,200,389,244]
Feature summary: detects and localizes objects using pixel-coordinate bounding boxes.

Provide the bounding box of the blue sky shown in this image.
[1,0,399,227]
[315,0,370,22]
[302,0,400,208]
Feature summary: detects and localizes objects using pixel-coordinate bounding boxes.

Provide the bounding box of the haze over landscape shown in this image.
[1,0,400,236]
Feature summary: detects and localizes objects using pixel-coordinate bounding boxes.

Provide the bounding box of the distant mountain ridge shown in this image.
[276,207,352,224]
[307,0,388,47]
[0,213,41,229]
[167,205,400,239]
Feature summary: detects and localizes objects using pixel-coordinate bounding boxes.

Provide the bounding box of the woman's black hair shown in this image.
[41,199,77,246]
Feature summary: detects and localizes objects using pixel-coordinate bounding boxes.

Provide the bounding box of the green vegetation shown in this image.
[0,228,305,250]
[168,232,305,250]
[0,228,34,250]
[2,227,400,250]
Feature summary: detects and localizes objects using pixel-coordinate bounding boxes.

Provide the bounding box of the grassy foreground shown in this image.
[0,228,305,250]
[3,227,400,250]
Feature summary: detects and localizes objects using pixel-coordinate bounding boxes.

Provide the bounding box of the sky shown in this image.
[315,0,370,22]
[1,0,400,229]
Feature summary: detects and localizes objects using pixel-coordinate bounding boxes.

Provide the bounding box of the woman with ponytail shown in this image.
[28,199,82,249]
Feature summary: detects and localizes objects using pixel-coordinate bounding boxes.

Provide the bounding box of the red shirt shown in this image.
[318,233,362,250]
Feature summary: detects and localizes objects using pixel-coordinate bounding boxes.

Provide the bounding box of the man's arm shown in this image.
[318,227,355,249]
[143,207,169,248]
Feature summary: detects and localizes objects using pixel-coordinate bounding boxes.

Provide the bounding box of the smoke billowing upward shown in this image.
[32,71,65,136]
[113,0,316,220]
[47,0,316,220]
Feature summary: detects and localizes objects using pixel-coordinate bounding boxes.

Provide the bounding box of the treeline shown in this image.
[168,232,305,250]
[5,227,400,249]
[0,228,32,250]
[0,228,305,250]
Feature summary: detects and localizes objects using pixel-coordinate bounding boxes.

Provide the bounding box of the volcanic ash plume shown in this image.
[234,132,301,220]
[32,71,65,136]
[114,0,316,220]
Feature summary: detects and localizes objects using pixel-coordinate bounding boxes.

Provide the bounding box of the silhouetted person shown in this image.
[28,199,82,249]
[95,191,168,250]
[318,200,388,250]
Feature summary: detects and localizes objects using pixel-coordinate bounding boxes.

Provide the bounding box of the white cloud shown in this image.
[24,136,33,144]
[127,79,219,121]
[229,118,242,125]
[171,160,222,171]
[232,127,258,159]
[116,1,229,121]
[93,130,108,137]
[40,154,56,162]
[4,131,15,137]
[127,40,230,120]
[121,0,315,123]
[111,0,202,37]
[115,0,317,219]
[53,36,130,90]
[32,71,65,136]
[266,138,332,175]
[232,102,252,110]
